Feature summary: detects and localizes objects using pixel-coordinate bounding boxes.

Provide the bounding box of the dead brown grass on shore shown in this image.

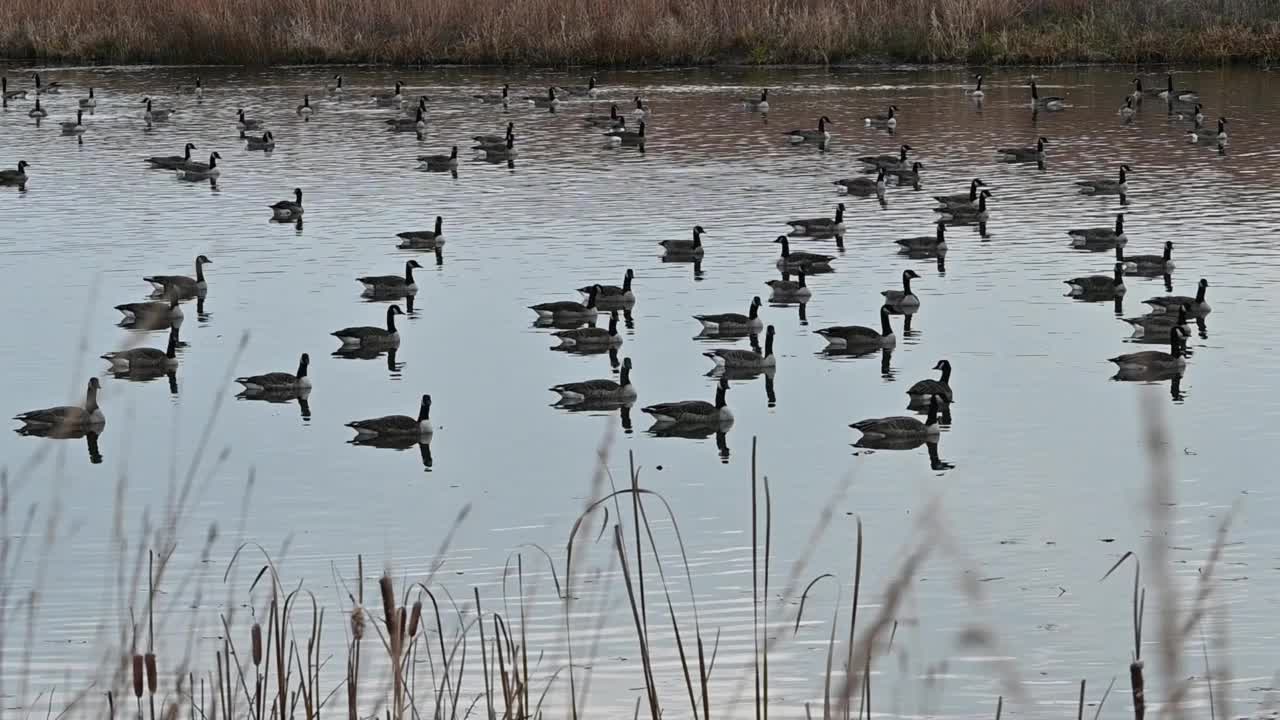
[0,0,1278,65]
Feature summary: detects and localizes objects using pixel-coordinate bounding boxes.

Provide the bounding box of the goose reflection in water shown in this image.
[14,426,105,464]
[111,366,179,395]
[553,400,634,434]
[348,434,433,471]
[236,388,313,421]
[648,425,731,462]
[269,216,304,233]
[333,346,403,375]
[854,435,953,471]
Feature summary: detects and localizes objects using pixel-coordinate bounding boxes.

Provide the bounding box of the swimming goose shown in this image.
[531,286,600,320]
[553,312,623,347]
[1075,165,1130,195]
[176,152,221,180]
[882,269,922,309]
[142,98,175,122]
[237,353,312,393]
[1065,263,1126,297]
[473,84,509,104]
[551,357,636,404]
[642,377,732,426]
[102,326,180,371]
[145,143,198,169]
[270,189,304,219]
[14,378,104,432]
[473,123,515,147]
[27,98,47,118]
[145,255,211,297]
[967,74,985,98]
[237,109,263,131]
[1109,327,1188,371]
[1068,213,1126,247]
[907,360,954,404]
[326,75,343,94]
[705,325,776,369]
[32,73,61,94]
[694,296,764,332]
[786,203,845,236]
[629,96,648,120]
[1187,117,1227,144]
[851,394,942,440]
[332,304,405,347]
[347,394,433,438]
[115,298,183,326]
[604,120,645,146]
[371,82,405,106]
[1159,74,1198,103]
[244,131,275,150]
[0,161,30,185]
[886,161,924,187]
[1176,103,1204,124]
[296,94,314,116]
[176,77,203,98]
[743,89,769,112]
[933,179,986,208]
[1120,241,1175,272]
[997,136,1047,162]
[935,190,990,222]
[558,76,599,98]
[584,104,624,128]
[864,105,898,127]
[79,87,97,109]
[1144,278,1210,316]
[396,216,446,248]
[766,269,811,299]
[178,151,221,174]
[473,134,517,160]
[387,107,426,132]
[526,87,560,109]
[2,77,27,100]
[1028,80,1065,111]
[1118,96,1136,117]
[775,236,834,271]
[418,146,458,171]
[857,144,911,170]
[660,226,707,257]
[785,116,832,144]
[1121,304,1190,338]
[60,109,87,134]
[816,305,895,348]
[578,269,635,304]
[833,168,887,196]
[358,260,424,295]
[895,223,947,253]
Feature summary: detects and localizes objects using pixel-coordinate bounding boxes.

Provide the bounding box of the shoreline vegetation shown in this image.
[1,0,1278,65]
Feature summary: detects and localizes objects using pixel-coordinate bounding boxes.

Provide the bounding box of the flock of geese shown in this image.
[3,70,1221,465]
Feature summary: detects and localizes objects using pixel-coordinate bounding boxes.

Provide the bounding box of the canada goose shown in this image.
[115,298,182,326]
[102,326,180,371]
[358,260,424,295]
[27,98,46,118]
[326,75,343,94]
[816,305,895,348]
[372,82,405,106]
[775,236,834,271]
[629,96,649,120]
[79,87,96,108]
[743,89,769,112]
[857,144,911,170]
[785,116,832,144]
[296,94,314,116]
[882,269,922,308]
[59,109,87,134]
[396,216,446,249]
[244,131,275,150]
[145,143,197,169]
[551,357,636,403]
[1118,96,1137,117]
[908,360,954,404]
[270,188,304,219]
[935,190,990,222]
[1065,263,1126,297]
[895,223,947,254]
[578,269,635,304]
[176,152,221,180]
[333,305,405,347]
[2,77,27,100]
[967,74,985,98]
[660,226,707,257]
[705,325,776,369]
[852,394,942,440]
[1068,213,1126,247]
[833,168,887,196]
[642,377,732,426]
[1121,304,1190,338]
[237,353,312,394]
[418,146,458,171]
[1159,74,1198,102]
[605,120,645,146]
[558,76,598,98]
[694,296,764,332]
[32,73,61,94]
[473,122,514,147]
[1144,278,1210,316]
[526,87,560,109]
[473,84,509,104]
[473,134,517,160]
[864,105,898,127]
[14,378,104,431]
[584,104,624,128]
[786,203,845,236]
[553,312,623,347]
[531,286,600,320]
[347,394,432,438]
[142,98,175,122]
[1187,117,1228,144]
[1121,241,1175,272]
[766,269,811,299]
[1076,165,1130,195]
[0,161,30,185]
[997,136,1047,162]
[176,77,203,98]
[145,255,212,297]
[1109,327,1188,371]
[387,107,426,132]
[1176,103,1204,124]
[176,151,220,175]
[887,161,924,187]
[1130,78,1146,101]
[1028,80,1065,111]
[933,179,986,208]
[236,109,262,131]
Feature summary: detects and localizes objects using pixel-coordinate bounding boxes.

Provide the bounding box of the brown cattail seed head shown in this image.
[131,654,144,698]
[145,653,157,694]
[351,606,365,641]
[397,607,407,646]
[251,623,263,667]
[408,601,422,638]
[378,575,396,633]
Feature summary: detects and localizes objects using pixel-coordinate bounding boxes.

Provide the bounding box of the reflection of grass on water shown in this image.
[0,395,1242,719]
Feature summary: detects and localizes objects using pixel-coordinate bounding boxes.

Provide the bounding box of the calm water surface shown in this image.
[1,65,1278,717]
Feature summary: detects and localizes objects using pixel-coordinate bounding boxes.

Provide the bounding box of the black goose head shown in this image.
[1113,262,1125,280]
[933,359,950,372]
[406,259,424,271]
[294,188,304,203]
[298,353,310,376]
[879,305,893,334]
[749,296,762,316]
[1164,241,1174,258]
[761,89,769,101]
[16,160,28,172]
[935,222,946,239]
[834,202,845,220]
[903,269,921,283]
[715,376,730,405]
[449,145,458,158]
[693,225,706,243]
[419,394,431,420]
[609,104,619,118]
[774,235,790,254]
[434,216,444,233]
[195,254,212,266]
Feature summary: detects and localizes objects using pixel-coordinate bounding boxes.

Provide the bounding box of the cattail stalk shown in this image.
[132,653,144,718]
[145,652,158,720]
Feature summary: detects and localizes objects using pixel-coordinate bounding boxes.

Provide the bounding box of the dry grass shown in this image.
[0,0,1278,64]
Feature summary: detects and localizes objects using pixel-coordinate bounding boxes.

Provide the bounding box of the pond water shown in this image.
[1,64,1278,718]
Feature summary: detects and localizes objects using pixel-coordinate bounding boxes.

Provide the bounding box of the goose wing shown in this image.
[14,405,84,426]
[347,414,417,433]
[236,371,299,388]
[642,400,715,418]
[906,379,951,400]
[553,379,621,395]
[694,312,749,325]
[851,415,924,434]
[531,300,587,313]
[358,274,405,287]
[332,325,388,339]
[817,324,878,340]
